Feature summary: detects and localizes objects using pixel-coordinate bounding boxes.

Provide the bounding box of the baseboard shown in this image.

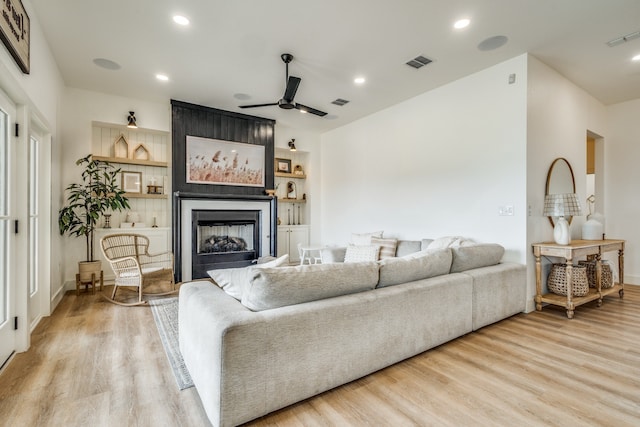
[625,275,639,286]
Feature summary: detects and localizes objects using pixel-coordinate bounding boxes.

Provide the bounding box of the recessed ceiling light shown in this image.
[454,18,470,29]
[633,54,640,61]
[354,77,366,85]
[156,74,169,81]
[173,15,190,26]
[93,58,121,70]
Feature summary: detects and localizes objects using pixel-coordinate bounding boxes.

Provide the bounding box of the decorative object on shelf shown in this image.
[277,217,281,225]
[286,181,297,199]
[147,177,163,194]
[186,136,265,187]
[543,193,582,245]
[122,171,142,193]
[287,208,291,225]
[547,263,589,297]
[152,213,159,228]
[113,133,129,159]
[104,214,112,229]
[288,139,297,151]
[302,193,306,200]
[298,205,301,225]
[582,194,604,240]
[294,164,304,175]
[126,211,140,223]
[133,143,150,161]
[127,111,137,128]
[58,155,130,281]
[275,157,292,173]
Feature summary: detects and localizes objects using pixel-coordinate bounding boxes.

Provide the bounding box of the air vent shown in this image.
[406,55,432,69]
[607,30,640,47]
[331,98,350,106]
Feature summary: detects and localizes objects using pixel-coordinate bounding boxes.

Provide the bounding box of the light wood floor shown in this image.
[1,285,639,427]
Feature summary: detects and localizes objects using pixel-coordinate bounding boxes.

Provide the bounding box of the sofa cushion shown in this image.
[377,248,452,288]
[350,230,383,245]
[207,254,289,300]
[370,237,398,259]
[396,240,422,257]
[450,244,505,273]
[242,262,379,311]
[344,245,380,263]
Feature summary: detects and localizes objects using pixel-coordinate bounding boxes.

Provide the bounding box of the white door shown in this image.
[0,91,16,367]
[28,133,41,326]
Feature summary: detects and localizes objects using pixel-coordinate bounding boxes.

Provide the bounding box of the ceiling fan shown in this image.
[239,53,327,117]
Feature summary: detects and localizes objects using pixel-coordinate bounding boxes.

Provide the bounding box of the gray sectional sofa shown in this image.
[179,239,526,427]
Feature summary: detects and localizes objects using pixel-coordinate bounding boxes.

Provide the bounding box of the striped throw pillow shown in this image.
[371,237,398,260]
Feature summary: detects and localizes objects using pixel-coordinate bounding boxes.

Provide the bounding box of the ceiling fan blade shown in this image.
[239,102,278,109]
[295,103,327,117]
[283,76,301,102]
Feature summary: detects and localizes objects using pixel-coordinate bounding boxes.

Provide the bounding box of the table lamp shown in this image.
[543,193,582,245]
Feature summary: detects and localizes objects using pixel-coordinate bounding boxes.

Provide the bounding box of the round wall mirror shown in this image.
[545,157,576,227]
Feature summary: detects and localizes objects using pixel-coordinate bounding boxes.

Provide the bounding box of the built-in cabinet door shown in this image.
[277,225,309,264]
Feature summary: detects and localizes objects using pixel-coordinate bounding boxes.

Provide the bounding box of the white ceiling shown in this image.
[31,0,640,133]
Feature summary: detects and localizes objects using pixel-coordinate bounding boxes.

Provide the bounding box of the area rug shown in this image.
[149,297,194,390]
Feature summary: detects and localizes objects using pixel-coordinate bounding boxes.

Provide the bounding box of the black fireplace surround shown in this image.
[171,100,277,282]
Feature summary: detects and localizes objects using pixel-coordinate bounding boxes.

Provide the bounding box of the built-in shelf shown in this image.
[124,193,168,199]
[92,155,168,168]
[278,198,306,204]
[275,172,306,179]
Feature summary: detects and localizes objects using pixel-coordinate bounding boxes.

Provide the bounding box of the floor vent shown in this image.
[331,98,350,106]
[406,55,432,69]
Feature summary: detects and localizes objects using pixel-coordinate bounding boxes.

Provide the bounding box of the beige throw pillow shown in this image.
[350,230,383,245]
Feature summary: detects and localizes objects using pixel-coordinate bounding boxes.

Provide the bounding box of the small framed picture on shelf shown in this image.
[275,158,292,173]
[121,171,142,193]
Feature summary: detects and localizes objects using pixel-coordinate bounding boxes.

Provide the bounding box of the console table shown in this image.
[532,239,624,318]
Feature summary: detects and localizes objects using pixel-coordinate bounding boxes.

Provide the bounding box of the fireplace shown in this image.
[191,209,261,278]
[176,195,276,282]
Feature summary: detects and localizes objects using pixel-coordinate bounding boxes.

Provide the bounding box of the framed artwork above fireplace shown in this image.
[186,136,265,187]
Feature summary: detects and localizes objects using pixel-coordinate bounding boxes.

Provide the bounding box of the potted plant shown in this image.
[58,154,130,281]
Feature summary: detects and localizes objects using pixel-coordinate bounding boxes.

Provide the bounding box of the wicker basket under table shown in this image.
[547,263,589,297]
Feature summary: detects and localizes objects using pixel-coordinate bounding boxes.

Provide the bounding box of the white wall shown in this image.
[320,55,529,264]
[525,55,608,310]
[59,88,171,286]
[605,98,640,284]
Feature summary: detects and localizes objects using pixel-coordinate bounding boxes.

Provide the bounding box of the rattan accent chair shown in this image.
[100,233,176,306]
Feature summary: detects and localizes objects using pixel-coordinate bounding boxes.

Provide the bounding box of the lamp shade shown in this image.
[543,193,582,217]
[543,193,582,245]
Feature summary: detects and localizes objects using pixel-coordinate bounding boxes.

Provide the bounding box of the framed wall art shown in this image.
[121,171,142,193]
[186,136,265,187]
[275,158,292,174]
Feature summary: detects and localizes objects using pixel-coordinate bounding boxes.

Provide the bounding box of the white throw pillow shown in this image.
[427,236,476,249]
[350,231,383,245]
[344,245,380,263]
[207,254,289,300]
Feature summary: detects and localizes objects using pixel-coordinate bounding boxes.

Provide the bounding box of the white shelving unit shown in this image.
[91,121,171,228]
